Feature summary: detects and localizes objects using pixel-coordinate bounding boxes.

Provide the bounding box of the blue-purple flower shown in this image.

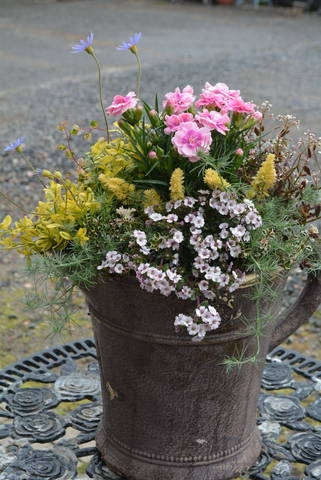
[117,32,142,52]
[71,33,94,54]
[3,137,25,152]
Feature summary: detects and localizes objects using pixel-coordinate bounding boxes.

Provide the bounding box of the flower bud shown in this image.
[148,151,157,159]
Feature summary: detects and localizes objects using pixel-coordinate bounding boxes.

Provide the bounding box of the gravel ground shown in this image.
[0,0,320,366]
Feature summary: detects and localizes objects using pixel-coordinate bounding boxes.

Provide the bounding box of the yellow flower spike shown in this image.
[169,168,185,201]
[250,153,277,198]
[99,174,135,202]
[0,215,12,230]
[143,189,162,208]
[204,169,230,191]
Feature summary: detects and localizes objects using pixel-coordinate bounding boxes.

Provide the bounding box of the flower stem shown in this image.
[0,190,28,214]
[92,52,110,142]
[134,51,142,98]
[20,152,46,188]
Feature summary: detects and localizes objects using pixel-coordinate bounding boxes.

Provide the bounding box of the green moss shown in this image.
[77,462,89,475]
[53,399,89,415]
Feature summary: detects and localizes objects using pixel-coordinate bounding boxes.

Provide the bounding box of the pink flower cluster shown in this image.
[97,189,262,341]
[162,82,261,162]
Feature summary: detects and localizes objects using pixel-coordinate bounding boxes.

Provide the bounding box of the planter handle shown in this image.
[269,270,321,352]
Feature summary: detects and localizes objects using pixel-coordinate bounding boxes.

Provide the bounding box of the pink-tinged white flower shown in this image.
[188,323,201,336]
[183,197,197,207]
[106,91,138,116]
[230,225,246,238]
[198,280,209,291]
[191,214,205,229]
[149,212,163,221]
[235,148,244,156]
[166,269,182,283]
[164,113,194,134]
[114,263,124,274]
[195,110,230,135]
[166,214,178,223]
[163,85,195,114]
[172,230,184,244]
[172,122,212,162]
[176,285,193,300]
[133,230,147,246]
[226,97,256,115]
[174,314,194,327]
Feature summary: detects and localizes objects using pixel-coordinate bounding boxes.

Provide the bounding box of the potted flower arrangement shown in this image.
[1,32,321,480]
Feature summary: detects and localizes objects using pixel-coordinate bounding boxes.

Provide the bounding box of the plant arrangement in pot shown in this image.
[1,32,321,480]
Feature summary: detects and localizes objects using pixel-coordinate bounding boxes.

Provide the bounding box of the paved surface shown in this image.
[1,0,321,155]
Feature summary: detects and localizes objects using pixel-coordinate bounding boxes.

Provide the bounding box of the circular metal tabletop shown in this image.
[0,340,320,480]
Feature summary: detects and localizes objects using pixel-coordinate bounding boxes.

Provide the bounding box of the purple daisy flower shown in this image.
[116,32,142,51]
[71,33,94,54]
[3,137,25,152]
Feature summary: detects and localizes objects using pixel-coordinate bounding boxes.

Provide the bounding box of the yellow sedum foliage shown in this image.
[204,169,230,191]
[99,175,135,202]
[169,168,185,201]
[0,176,100,256]
[91,137,133,178]
[249,153,277,198]
[143,189,162,208]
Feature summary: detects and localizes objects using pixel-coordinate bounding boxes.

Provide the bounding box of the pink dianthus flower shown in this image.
[106,91,138,116]
[226,97,256,115]
[195,82,239,110]
[195,110,230,135]
[163,86,195,114]
[164,113,194,134]
[172,121,212,162]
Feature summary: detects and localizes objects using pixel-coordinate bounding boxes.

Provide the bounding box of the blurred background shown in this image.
[0,0,320,367]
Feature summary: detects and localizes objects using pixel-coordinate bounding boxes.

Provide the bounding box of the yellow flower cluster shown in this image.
[0,175,100,256]
[249,154,276,198]
[204,169,230,191]
[170,168,185,201]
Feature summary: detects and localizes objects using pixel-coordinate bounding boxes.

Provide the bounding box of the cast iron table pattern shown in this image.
[0,341,320,480]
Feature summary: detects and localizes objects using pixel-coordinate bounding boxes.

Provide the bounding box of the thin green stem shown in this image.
[0,190,28,214]
[92,52,110,142]
[134,51,142,98]
[20,152,46,188]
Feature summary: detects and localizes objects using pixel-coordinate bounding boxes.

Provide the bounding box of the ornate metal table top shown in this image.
[0,340,320,480]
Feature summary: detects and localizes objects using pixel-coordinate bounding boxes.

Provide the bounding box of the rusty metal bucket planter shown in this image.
[83,271,321,480]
